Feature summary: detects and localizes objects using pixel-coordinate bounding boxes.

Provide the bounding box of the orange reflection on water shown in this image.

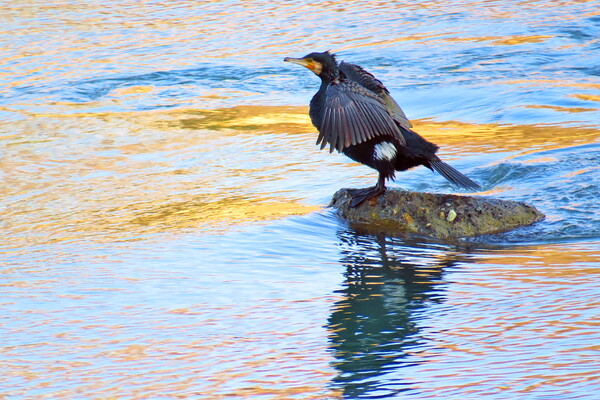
[477,242,600,270]
[2,105,599,254]
[523,104,598,114]
[0,106,322,254]
[499,79,600,91]
[412,118,600,157]
[439,34,554,46]
[570,93,600,103]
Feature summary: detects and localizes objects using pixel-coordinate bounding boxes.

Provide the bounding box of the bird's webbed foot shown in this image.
[346,185,386,208]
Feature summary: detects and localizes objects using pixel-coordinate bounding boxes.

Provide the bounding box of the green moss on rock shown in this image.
[330,188,544,240]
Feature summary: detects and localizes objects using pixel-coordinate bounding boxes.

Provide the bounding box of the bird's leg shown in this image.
[347,173,387,208]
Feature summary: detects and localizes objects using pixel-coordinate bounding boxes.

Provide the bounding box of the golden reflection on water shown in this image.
[130,196,319,230]
[2,104,599,252]
[392,118,599,158]
[478,242,600,270]
[1,106,319,251]
[571,94,600,103]
[524,104,598,114]
[434,34,554,46]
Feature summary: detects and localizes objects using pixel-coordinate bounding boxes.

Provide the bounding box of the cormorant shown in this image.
[284,51,481,207]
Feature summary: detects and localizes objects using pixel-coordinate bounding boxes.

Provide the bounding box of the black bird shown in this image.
[284,51,480,207]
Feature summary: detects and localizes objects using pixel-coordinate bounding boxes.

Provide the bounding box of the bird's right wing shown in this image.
[316,81,406,153]
[339,61,412,129]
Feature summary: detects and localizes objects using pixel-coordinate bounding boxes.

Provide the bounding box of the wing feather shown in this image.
[344,107,358,147]
[339,61,412,130]
[319,106,332,150]
[354,102,370,143]
[316,122,326,148]
[343,108,352,147]
[318,81,406,153]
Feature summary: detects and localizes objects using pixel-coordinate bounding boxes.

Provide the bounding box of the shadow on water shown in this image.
[326,229,474,398]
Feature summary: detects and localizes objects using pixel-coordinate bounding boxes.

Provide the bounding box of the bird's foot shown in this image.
[346,186,386,208]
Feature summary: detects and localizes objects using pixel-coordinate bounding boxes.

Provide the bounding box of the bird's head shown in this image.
[284,50,339,80]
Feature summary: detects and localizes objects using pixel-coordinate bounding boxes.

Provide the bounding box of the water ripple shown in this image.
[1,1,600,399]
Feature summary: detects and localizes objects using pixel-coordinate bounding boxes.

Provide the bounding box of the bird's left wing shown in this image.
[339,61,412,129]
[317,81,406,153]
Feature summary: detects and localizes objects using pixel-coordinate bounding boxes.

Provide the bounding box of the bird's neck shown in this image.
[319,67,340,83]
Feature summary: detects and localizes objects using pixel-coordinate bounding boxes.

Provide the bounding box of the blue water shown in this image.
[1,1,599,399]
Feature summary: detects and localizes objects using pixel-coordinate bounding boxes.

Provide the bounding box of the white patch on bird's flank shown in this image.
[374,142,397,161]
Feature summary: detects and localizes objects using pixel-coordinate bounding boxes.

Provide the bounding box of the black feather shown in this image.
[430,159,481,190]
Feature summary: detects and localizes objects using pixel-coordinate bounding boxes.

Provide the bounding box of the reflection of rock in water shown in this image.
[327,230,470,398]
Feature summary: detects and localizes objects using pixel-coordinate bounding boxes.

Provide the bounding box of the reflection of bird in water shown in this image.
[328,230,470,398]
[284,51,480,207]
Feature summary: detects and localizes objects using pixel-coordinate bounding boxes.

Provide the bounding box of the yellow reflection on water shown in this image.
[411,118,600,157]
[0,106,320,251]
[570,94,600,103]
[524,104,598,114]
[442,34,553,45]
[130,196,319,230]
[500,79,600,91]
[492,35,553,45]
[163,105,312,134]
[478,242,600,270]
[2,105,599,252]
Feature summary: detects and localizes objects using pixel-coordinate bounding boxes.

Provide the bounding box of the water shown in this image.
[1,1,599,398]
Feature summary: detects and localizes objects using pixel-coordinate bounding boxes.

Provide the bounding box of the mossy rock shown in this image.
[331,188,544,240]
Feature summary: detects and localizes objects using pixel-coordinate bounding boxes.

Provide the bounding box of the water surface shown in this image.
[1,1,599,399]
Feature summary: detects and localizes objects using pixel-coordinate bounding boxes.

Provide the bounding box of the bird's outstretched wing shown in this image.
[339,61,412,130]
[316,80,406,153]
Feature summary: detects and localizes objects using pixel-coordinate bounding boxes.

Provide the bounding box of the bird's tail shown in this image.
[430,158,481,191]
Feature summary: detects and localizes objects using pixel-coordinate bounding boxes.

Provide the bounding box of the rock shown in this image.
[330,188,544,240]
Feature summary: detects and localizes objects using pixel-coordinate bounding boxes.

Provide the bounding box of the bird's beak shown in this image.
[284,57,309,67]
[284,57,321,75]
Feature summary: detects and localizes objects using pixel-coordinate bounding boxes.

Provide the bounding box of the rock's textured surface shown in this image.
[331,188,545,239]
